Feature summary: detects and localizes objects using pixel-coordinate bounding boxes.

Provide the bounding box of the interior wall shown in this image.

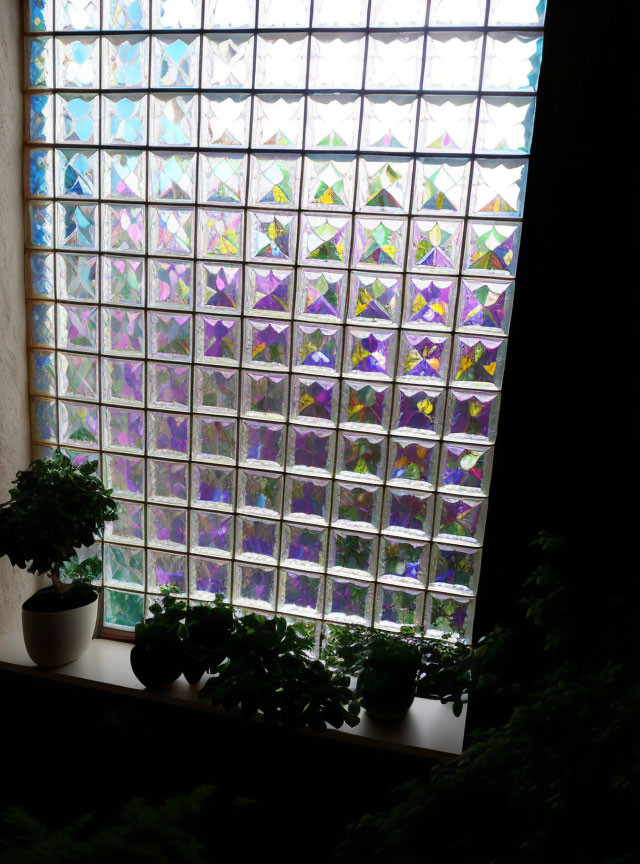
[0,0,41,633]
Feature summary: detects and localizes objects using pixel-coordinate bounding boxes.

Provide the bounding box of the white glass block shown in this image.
[102,35,149,89]
[370,0,426,25]
[476,96,536,155]
[102,93,147,146]
[56,93,99,145]
[151,35,200,89]
[249,154,301,209]
[309,34,365,89]
[470,159,528,218]
[152,0,202,28]
[483,33,543,92]
[56,202,98,251]
[259,0,310,26]
[149,151,196,202]
[357,157,413,214]
[255,34,308,89]
[306,95,360,151]
[56,0,99,29]
[199,154,246,206]
[102,256,145,306]
[104,0,150,29]
[102,204,145,253]
[102,150,145,200]
[413,158,470,216]
[202,34,254,89]
[489,0,546,26]
[361,95,417,153]
[150,94,198,148]
[424,33,484,91]
[55,36,99,88]
[200,94,251,148]
[367,33,424,90]
[429,0,486,25]
[313,0,367,27]
[204,0,256,28]
[252,94,304,149]
[417,96,477,153]
[299,215,351,269]
[55,148,98,199]
[198,209,244,260]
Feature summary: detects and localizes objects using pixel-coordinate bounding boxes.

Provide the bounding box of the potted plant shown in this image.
[130,589,186,690]
[180,597,234,685]
[0,451,117,666]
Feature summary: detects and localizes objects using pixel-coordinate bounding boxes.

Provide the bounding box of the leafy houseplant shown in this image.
[131,590,187,690]
[0,451,117,666]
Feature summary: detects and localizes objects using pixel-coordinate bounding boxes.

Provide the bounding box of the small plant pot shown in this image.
[130,641,183,690]
[181,646,207,686]
[22,591,98,667]
[357,666,417,723]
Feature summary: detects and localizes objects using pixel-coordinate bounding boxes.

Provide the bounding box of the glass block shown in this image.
[403,277,456,330]
[27,0,53,31]
[483,33,543,92]
[392,385,444,437]
[369,33,424,89]
[102,34,149,88]
[191,464,235,511]
[439,443,492,496]
[476,96,535,155]
[148,312,192,360]
[429,0,486,25]
[28,253,55,298]
[332,482,380,532]
[148,504,188,550]
[345,327,396,379]
[199,154,246,205]
[30,350,56,396]
[57,304,98,352]
[309,34,365,89]
[101,151,145,203]
[57,93,99,146]
[28,149,53,198]
[249,155,300,209]
[104,588,144,629]
[281,524,328,572]
[397,332,450,384]
[190,556,231,601]
[409,218,464,272]
[104,544,144,590]
[150,94,198,148]
[444,388,500,443]
[102,308,145,356]
[370,0,425,24]
[458,279,514,335]
[413,158,470,216]
[59,400,99,448]
[418,96,477,153]
[55,36,99,88]
[329,529,378,579]
[148,153,195,204]
[27,95,54,143]
[242,371,288,420]
[378,537,429,587]
[152,0,201,28]
[148,412,190,460]
[27,202,53,249]
[352,217,406,271]
[238,469,283,517]
[149,207,194,257]
[103,453,145,499]
[196,263,242,313]
[26,37,53,89]
[383,488,433,538]
[191,369,238,420]
[102,406,145,453]
[259,0,310,26]
[102,204,145,253]
[236,516,279,563]
[295,270,346,322]
[357,157,411,214]
[306,94,360,151]
[198,209,244,260]
[149,260,192,309]
[424,33,483,91]
[287,426,335,476]
[31,397,58,443]
[435,495,487,545]
[291,376,338,427]
[340,381,391,432]
[451,335,507,389]
[203,34,254,88]
[252,94,304,150]
[313,0,367,26]
[204,0,255,27]
[255,34,308,89]
[429,543,479,595]
[245,266,293,318]
[470,160,528,218]
[337,432,386,484]
[361,95,417,153]
[303,158,355,214]
[375,586,424,631]
[102,93,147,146]
[425,592,474,642]
[347,274,402,326]
[464,222,521,276]
[244,319,290,369]
[299,215,351,269]
[278,570,323,618]
[239,419,285,468]
[29,302,55,347]
[200,93,251,148]
[325,577,373,625]
[234,563,277,610]
[148,362,191,410]
[195,315,240,365]
[56,202,98,250]
[57,353,98,400]
[151,35,200,89]
[388,438,438,489]
[293,324,342,376]
[249,211,296,263]
[192,416,236,464]
[105,0,149,29]
[284,476,330,525]
[489,0,546,25]
[147,550,188,595]
[56,254,98,301]
[56,0,100,29]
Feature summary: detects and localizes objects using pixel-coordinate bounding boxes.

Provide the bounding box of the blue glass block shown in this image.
[30,302,55,347]
[28,149,53,197]
[28,94,54,142]
[57,94,99,145]
[104,588,144,629]
[56,149,98,198]
[27,37,52,88]
[30,350,56,395]
[31,397,58,443]
[56,202,98,250]
[28,0,53,32]
[105,0,149,29]
[28,202,54,249]
[28,253,55,297]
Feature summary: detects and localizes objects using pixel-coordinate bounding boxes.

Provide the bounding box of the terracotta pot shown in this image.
[22,593,97,667]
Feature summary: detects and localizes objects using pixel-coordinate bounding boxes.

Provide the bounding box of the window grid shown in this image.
[23,0,545,643]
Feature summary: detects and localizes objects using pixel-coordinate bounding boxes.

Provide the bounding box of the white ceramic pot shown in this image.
[22,594,98,667]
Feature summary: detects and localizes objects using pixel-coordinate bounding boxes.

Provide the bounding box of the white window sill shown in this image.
[0,632,466,759]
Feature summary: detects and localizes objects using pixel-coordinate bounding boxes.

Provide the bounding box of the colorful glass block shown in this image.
[28,95,54,143]
[379,537,428,586]
[244,319,290,369]
[31,397,57,443]
[293,324,342,375]
[236,517,279,563]
[148,362,191,410]
[384,488,433,537]
[439,444,493,496]
[194,366,238,414]
[451,335,506,389]
[403,277,456,330]
[56,202,98,250]
[191,464,235,511]
[28,149,53,198]
[150,94,198,147]
[281,524,328,571]
[299,215,351,267]
[151,35,200,89]
[239,469,283,517]
[102,93,147,146]
[337,433,385,483]
[249,155,300,208]
[330,529,377,579]
[445,389,500,443]
[56,37,99,88]
[285,476,330,524]
[103,35,149,88]
[104,588,144,629]
[325,577,373,624]
[341,381,391,431]
[105,498,144,544]
[148,504,188,550]
[190,556,231,601]
[388,439,438,489]
[278,569,323,617]
[57,353,98,400]
[464,222,521,276]
[348,274,402,326]
[103,454,145,499]
[418,95,477,153]
[240,420,285,468]
[291,377,338,427]
[26,37,53,88]
[105,0,149,29]
[192,416,236,463]
[29,302,55,348]
[245,267,293,317]
[102,308,144,357]
[147,550,188,594]
[287,426,335,475]
[425,592,474,642]
[149,260,192,310]
[249,212,296,263]
[148,411,190,459]
[198,209,244,259]
[352,217,406,271]
[346,328,396,379]
[242,372,288,420]
[103,406,145,453]
[30,350,56,396]
[358,157,412,213]
[375,586,423,630]
[435,495,487,545]
[303,156,356,211]
[28,253,55,298]
[398,332,450,383]
[57,93,99,144]
[470,160,528,218]
[57,253,98,300]
[296,271,346,321]
[57,304,98,352]
[199,154,246,205]
[392,386,445,437]
[410,219,463,271]
[413,158,470,214]
[102,358,145,405]
[196,263,241,313]
[149,206,194,257]
[191,511,234,556]
[27,202,54,249]
[102,204,145,253]
[234,563,277,610]
[149,312,192,360]
[104,544,144,590]
[27,0,53,32]
[195,316,240,365]
[333,482,380,531]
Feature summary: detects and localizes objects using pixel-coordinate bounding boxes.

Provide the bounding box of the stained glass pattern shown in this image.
[24,0,544,640]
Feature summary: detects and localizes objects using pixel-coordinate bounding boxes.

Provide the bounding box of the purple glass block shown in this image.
[151,259,193,307]
[198,263,241,310]
[193,465,235,508]
[286,525,325,566]
[405,278,454,326]
[282,571,321,613]
[380,538,426,583]
[329,579,369,620]
[243,421,284,464]
[448,390,499,440]
[104,308,144,354]
[239,517,278,559]
[396,387,440,433]
[292,427,332,471]
[388,490,430,534]
[459,279,510,331]
[345,383,387,426]
[149,505,187,548]
[238,565,276,606]
[248,320,289,366]
[431,545,479,593]
[104,407,144,451]
[438,496,484,541]
[296,324,341,373]
[150,552,187,594]
[295,378,336,422]
[150,412,190,456]
[191,557,230,599]
[454,337,503,386]
[149,362,190,408]
[201,316,239,361]
[107,454,144,497]
[390,440,436,484]
[104,359,144,403]
[250,267,292,313]
[350,330,394,376]
[194,511,233,554]
[402,333,448,379]
[379,587,420,627]
[289,478,328,521]
[441,444,486,490]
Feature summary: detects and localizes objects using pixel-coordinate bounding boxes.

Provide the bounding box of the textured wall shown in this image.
[0,0,41,634]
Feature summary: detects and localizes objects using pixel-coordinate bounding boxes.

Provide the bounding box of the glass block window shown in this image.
[24,0,545,642]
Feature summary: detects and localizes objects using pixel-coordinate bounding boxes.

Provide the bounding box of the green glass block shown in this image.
[104,588,144,629]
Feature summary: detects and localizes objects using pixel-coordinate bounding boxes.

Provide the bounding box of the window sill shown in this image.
[0,632,466,760]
